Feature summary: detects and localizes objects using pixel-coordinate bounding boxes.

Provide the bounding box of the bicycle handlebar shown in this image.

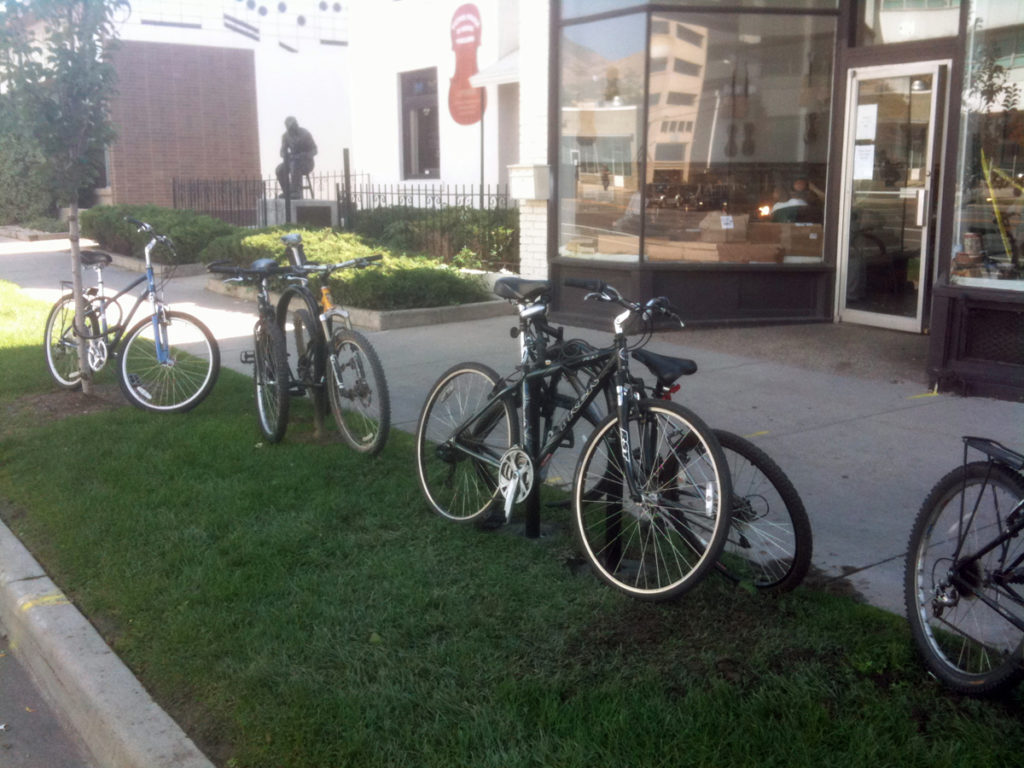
[563,279,683,326]
[290,254,384,276]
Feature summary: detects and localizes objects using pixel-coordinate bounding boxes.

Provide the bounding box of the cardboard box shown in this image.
[717,243,785,263]
[680,242,784,263]
[781,223,823,256]
[645,239,685,261]
[597,233,639,256]
[748,222,783,244]
[699,212,749,243]
[680,242,724,262]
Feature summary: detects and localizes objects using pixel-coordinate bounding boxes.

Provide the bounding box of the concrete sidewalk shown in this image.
[3,237,1024,765]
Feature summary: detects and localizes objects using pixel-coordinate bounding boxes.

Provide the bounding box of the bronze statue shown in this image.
[276,116,318,198]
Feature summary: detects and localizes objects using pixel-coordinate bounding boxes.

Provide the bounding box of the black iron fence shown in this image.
[172,177,266,227]
[343,182,517,270]
[172,174,518,270]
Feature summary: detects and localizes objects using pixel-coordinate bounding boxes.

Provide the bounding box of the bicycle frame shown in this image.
[74,236,169,366]
[447,303,645,503]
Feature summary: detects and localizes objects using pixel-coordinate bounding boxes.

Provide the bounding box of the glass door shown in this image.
[837,62,947,332]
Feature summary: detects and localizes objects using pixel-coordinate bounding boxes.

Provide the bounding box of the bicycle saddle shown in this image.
[494,277,550,303]
[250,258,282,274]
[281,233,303,246]
[631,348,697,387]
[80,250,112,267]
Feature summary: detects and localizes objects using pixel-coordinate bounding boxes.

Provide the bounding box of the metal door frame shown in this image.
[835,60,950,333]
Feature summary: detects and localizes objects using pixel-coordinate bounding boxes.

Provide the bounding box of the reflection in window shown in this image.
[559,10,836,265]
[951,4,1024,291]
[857,0,960,46]
[400,68,440,180]
[560,14,646,260]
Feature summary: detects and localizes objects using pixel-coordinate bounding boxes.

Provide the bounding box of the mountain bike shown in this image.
[208,238,390,453]
[500,282,811,594]
[274,233,390,454]
[905,436,1024,695]
[416,277,733,601]
[43,218,220,413]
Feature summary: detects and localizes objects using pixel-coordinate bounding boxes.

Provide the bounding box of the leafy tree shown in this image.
[0,0,129,393]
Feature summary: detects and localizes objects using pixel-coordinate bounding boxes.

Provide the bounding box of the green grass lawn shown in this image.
[2,280,1022,767]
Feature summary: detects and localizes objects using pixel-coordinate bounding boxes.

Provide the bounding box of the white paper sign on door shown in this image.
[854,145,875,180]
[856,103,878,141]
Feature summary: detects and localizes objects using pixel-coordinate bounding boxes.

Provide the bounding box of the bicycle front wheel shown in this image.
[715,430,812,593]
[905,462,1024,695]
[327,328,390,455]
[118,311,219,413]
[416,363,520,523]
[253,319,290,442]
[572,400,732,601]
[44,294,93,389]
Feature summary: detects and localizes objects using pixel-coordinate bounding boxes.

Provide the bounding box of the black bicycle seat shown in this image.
[631,348,697,387]
[250,258,283,275]
[80,250,112,267]
[494,277,550,303]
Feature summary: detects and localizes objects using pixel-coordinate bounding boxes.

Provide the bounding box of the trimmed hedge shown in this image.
[80,204,235,264]
[78,204,493,310]
[329,257,489,310]
[201,226,376,266]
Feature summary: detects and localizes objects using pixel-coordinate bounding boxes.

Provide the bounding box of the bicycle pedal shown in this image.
[288,384,307,396]
[240,350,255,365]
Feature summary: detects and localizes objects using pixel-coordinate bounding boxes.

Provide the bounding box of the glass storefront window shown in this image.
[951,1,1024,291]
[561,0,837,19]
[856,0,961,46]
[559,10,836,265]
[559,14,646,262]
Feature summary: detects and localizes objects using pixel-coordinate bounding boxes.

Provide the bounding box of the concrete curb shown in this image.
[205,277,514,330]
[0,226,70,242]
[0,519,213,768]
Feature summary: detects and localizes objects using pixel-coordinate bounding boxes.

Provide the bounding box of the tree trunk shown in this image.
[67,201,92,395]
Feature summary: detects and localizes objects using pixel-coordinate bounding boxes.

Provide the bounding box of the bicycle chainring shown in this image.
[87,339,108,371]
[498,447,534,504]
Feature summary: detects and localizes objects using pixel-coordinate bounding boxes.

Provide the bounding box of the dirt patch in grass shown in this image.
[4,384,124,427]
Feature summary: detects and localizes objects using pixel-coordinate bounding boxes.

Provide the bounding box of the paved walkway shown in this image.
[2,236,1024,766]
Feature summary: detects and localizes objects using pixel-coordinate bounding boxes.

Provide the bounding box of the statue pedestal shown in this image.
[261,198,339,228]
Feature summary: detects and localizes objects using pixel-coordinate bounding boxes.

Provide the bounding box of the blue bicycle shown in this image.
[43,218,220,413]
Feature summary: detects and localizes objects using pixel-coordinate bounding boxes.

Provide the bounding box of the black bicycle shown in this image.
[905,436,1024,695]
[209,240,389,452]
[44,218,220,413]
[416,277,733,601]
[512,286,811,594]
[273,234,391,454]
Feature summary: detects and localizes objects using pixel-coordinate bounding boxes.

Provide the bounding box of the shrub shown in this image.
[81,204,235,264]
[201,226,376,266]
[330,258,490,310]
[352,204,519,272]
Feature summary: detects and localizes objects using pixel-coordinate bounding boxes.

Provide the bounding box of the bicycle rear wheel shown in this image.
[118,310,219,413]
[715,430,812,593]
[573,400,732,601]
[44,294,95,389]
[905,462,1024,695]
[277,288,326,416]
[416,363,520,523]
[253,319,290,442]
[327,328,390,455]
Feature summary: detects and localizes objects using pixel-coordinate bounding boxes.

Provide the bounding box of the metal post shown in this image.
[342,149,353,230]
[524,374,541,539]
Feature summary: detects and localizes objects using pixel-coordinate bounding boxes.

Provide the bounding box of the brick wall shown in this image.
[107,41,260,208]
